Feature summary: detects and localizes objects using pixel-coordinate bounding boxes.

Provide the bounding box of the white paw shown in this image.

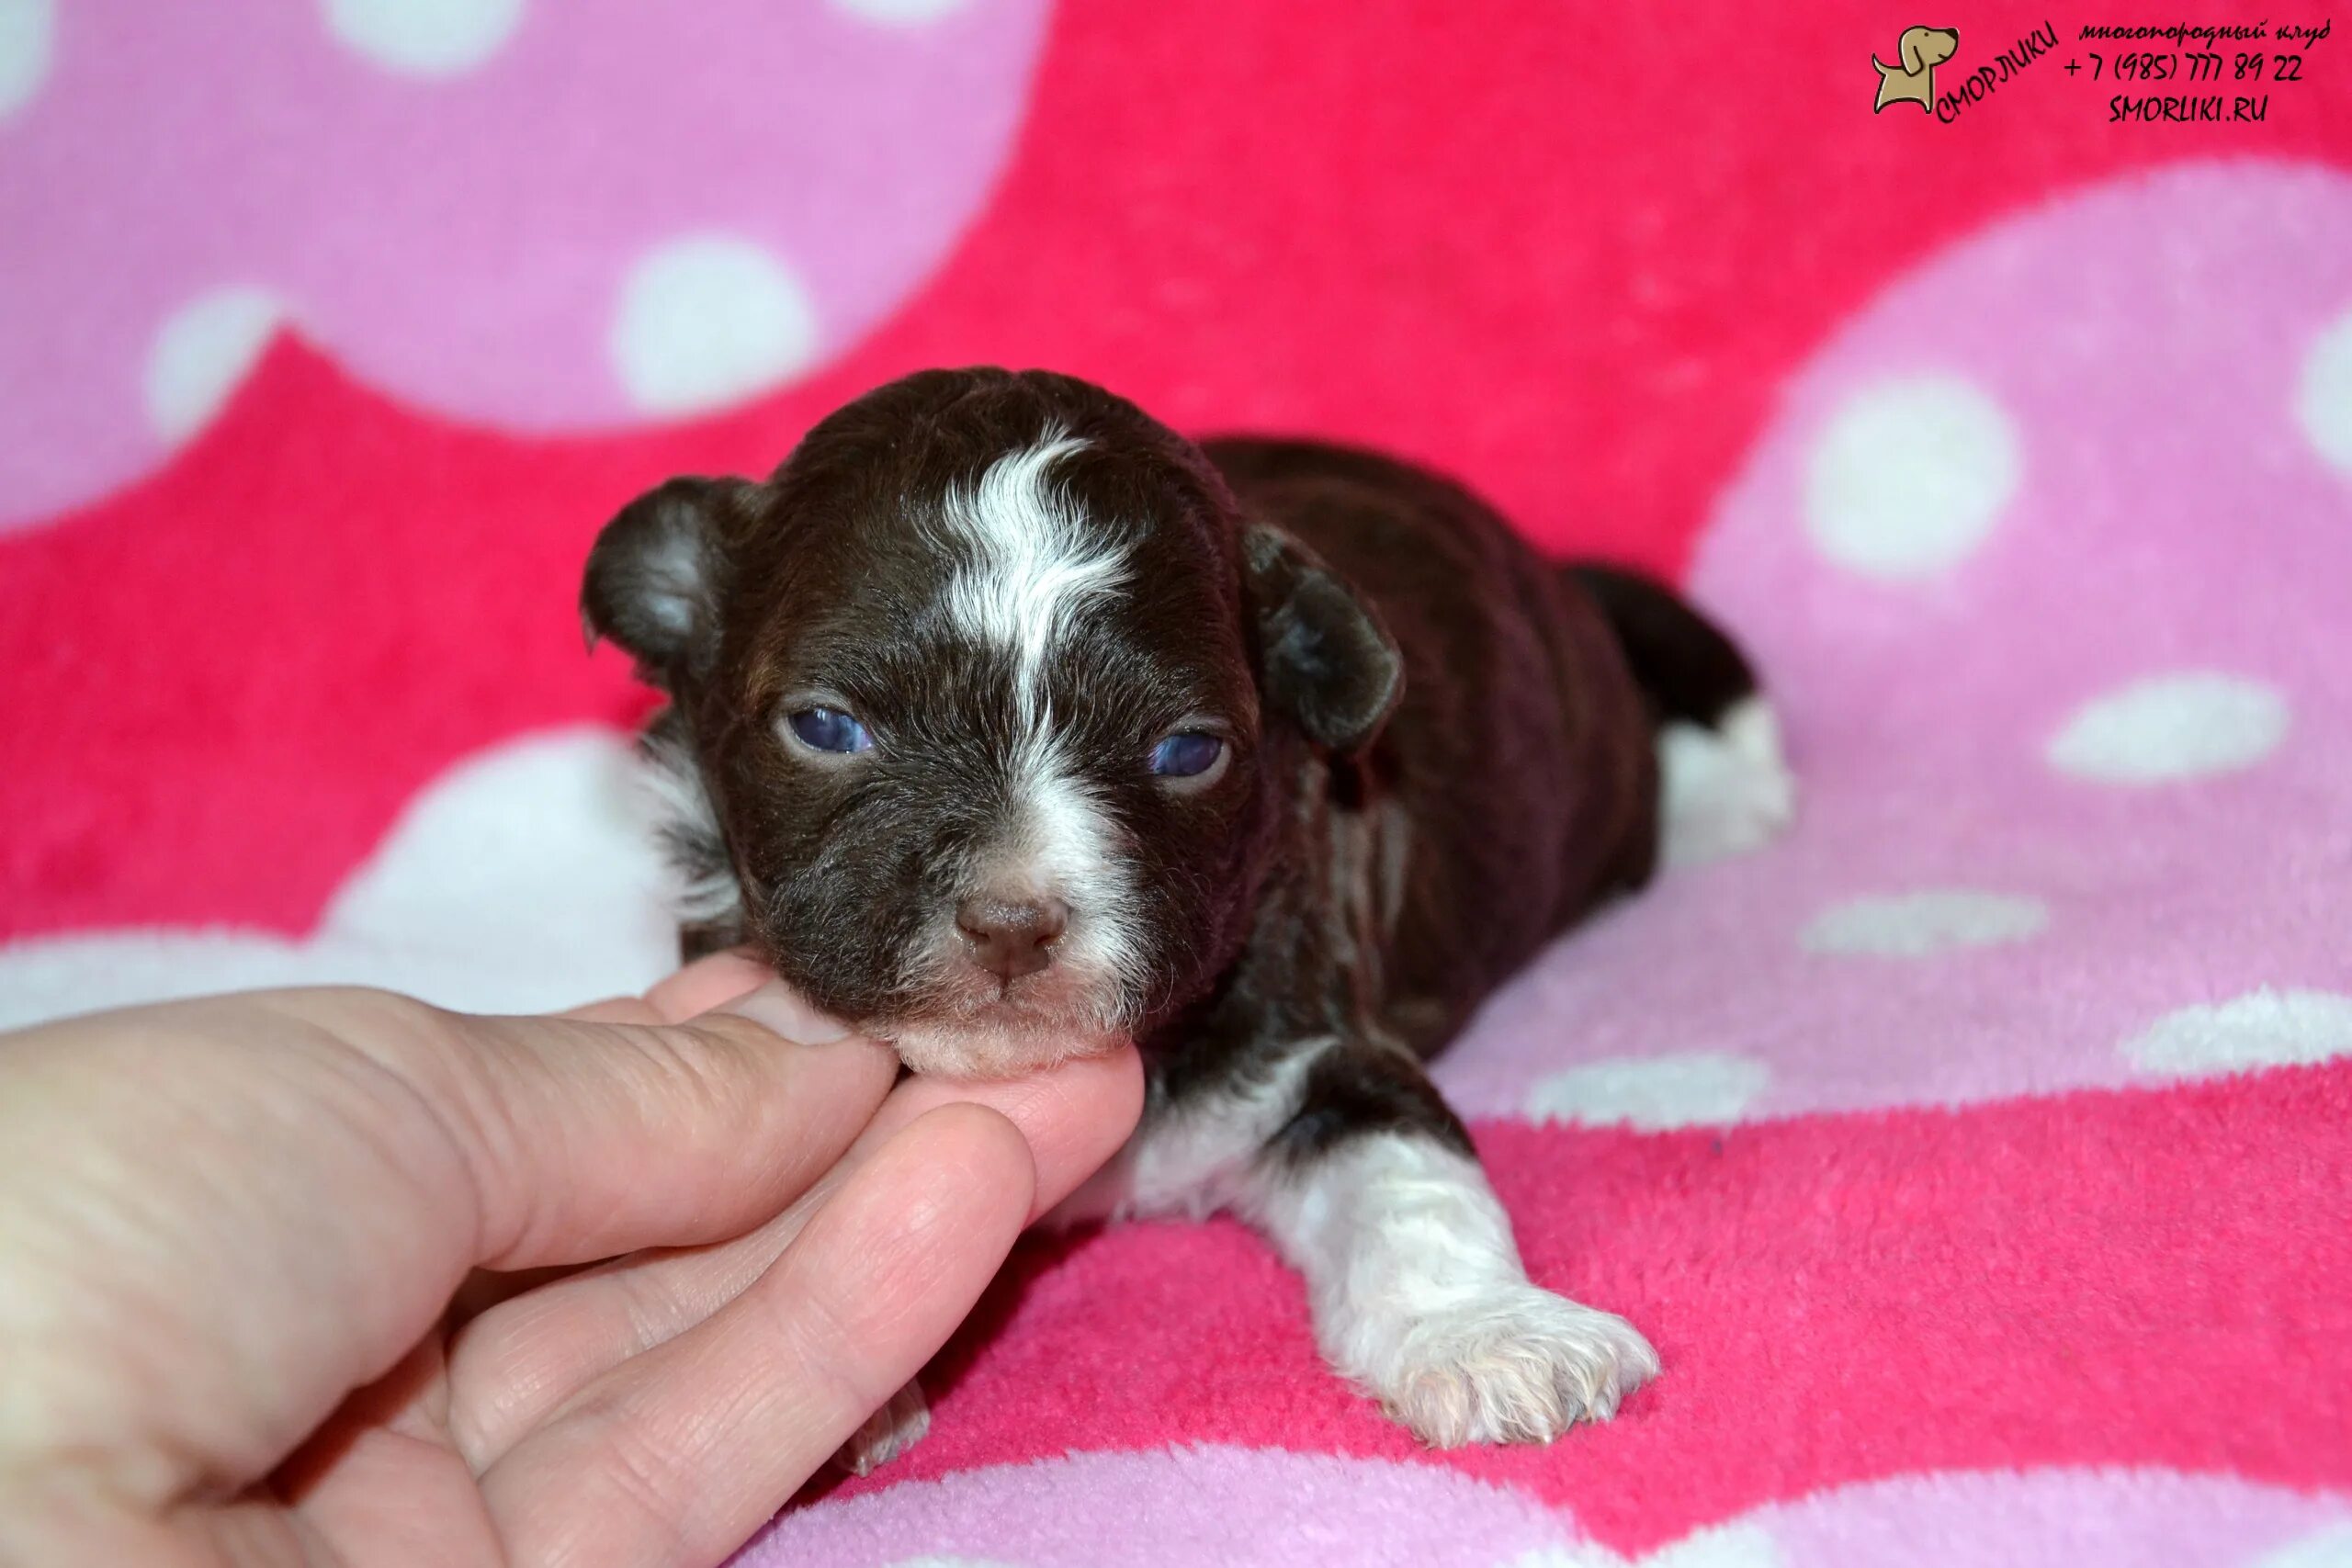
[832,1380,930,1476]
[1660,696,1796,867]
[1357,1287,1659,1448]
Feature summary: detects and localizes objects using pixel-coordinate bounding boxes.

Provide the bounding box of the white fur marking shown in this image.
[910,433,1144,1072]
[938,431,1130,722]
[636,529,709,641]
[1052,1043,1335,1226]
[886,727,1147,1077]
[1007,728,1144,992]
[877,723,1148,1076]
[1242,1134,1658,1446]
[637,730,740,928]
[1659,696,1796,867]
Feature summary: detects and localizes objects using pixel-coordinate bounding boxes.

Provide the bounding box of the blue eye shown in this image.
[787,705,873,755]
[1149,731,1226,779]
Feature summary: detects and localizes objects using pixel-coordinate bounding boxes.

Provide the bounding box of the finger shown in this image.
[642,950,774,1022]
[869,1045,1144,1225]
[447,1042,1140,1466]
[456,964,801,1320]
[564,950,779,1027]
[382,983,887,1270]
[560,998,662,1024]
[481,1104,1034,1568]
[187,982,896,1442]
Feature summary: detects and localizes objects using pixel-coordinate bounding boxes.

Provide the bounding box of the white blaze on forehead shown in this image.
[924,430,1148,1039]
[937,429,1131,720]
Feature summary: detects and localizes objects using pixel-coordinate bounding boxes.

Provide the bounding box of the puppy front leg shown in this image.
[1237,1043,1658,1447]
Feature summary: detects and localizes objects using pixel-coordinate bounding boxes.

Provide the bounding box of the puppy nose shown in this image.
[955,894,1069,982]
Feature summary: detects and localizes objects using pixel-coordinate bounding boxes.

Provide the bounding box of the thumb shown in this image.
[323,982,903,1272]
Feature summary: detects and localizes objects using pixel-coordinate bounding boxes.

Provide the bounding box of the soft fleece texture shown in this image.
[4,4,2350,1565]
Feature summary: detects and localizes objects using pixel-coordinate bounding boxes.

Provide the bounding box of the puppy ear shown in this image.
[1242,525,1404,755]
[1901,28,1928,72]
[582,476,758,688]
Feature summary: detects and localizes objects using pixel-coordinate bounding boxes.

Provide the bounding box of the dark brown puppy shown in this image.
[582,367,1791,1467]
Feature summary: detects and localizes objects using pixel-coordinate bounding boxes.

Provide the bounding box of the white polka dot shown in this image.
[322,0,526,78]
[143,288,285,447]
[1645,1522,1785,1568]
[2253,1523,2352,1568]
[1506,1548,1620,1568]
[2256,1523,2352,1568]
[1801,889,2048,958]
[2297,307,2352,475]
[1804,374,2020,581]
[2122,988,2352,1080]
[2046,671,2289,784]
[1526,1052,1770,1131]
[0,0,55,120]
[831,0,973,23]
[610,235,821,416]
[0,729,677,1032]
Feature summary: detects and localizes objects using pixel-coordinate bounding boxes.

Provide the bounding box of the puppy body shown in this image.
[1059,439,1771,1446]
[582,368,1790,1459]
[1186,438,1658,1059]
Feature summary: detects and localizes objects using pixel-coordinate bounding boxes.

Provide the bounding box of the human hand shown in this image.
[0,955,1143,1567]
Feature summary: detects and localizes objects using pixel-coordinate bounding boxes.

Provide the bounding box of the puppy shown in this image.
[581,367,1792,1468]
[1873,25,1960,112]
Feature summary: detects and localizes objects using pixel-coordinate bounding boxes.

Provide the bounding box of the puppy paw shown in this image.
[1659,696,1796,867]
[1363,1288,1659,1447]
[832,1380,930,1476]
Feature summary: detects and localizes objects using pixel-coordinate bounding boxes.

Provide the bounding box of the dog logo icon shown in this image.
[1872,25,1960,112]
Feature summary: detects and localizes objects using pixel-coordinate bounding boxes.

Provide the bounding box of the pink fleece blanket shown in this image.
[3,3,2348,1563]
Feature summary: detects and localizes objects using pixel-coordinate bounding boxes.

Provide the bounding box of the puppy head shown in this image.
[583,367,1400,1077]
[1899,25,1959,73]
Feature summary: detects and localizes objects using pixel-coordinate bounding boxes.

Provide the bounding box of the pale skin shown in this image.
[0,953,1144,1568]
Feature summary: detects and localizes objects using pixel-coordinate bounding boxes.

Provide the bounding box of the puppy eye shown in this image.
[1148,731,1226,780]
[786,705,873,755]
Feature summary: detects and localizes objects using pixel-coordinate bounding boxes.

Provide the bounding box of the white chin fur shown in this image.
[882,1011,1127,1079]
[1658,695,1797,867]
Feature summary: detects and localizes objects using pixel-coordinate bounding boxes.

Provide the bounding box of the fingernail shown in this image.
[717,980,853,1044]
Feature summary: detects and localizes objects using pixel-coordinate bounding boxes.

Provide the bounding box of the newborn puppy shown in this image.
[582,367,1792,1466]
